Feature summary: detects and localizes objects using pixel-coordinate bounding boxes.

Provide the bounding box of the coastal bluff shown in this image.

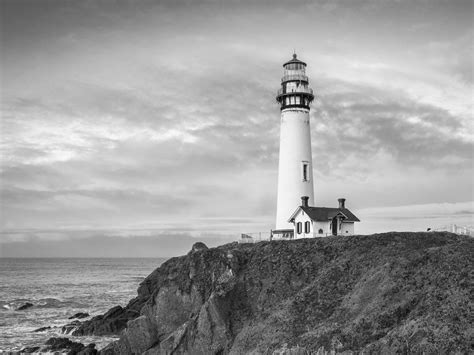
[75,232,473,354]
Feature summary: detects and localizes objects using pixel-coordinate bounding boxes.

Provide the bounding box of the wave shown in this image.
[116,276,145,283]
[0,301,13,310]
[0,299,31,311]
[0,298,87,310]
[37,298,87,309]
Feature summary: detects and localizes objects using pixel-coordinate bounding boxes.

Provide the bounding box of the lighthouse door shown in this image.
[331,217,338,236]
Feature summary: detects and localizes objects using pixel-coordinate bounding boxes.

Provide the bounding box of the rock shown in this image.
[74,300,145,336]
[33,326,51,332]
[16,302,33,310]
[78,343,98,355]
[273,344,309,355]
[190,241,208,253]
[69,312,90,319]
[42,337,85,353]
[103,305,122,319]
[83,232,473,354]
[20,346,40,353]
[61,320,81,334]
[124,315,158,354]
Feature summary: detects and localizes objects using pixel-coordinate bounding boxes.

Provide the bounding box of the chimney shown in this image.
[301,196,309,207]
[338,198,346,209]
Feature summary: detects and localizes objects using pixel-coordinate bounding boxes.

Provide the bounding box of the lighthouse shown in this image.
[274,53,315,237]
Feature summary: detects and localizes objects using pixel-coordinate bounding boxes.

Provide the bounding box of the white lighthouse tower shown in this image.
[274,53,315,237]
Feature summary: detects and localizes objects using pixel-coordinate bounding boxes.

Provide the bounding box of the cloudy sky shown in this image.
[1,0,472,257]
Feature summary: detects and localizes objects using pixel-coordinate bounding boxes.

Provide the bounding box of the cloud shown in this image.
[424,30,474,84]
[312,77,472,175]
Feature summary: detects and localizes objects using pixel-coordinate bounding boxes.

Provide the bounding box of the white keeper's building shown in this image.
[288,197,360,238]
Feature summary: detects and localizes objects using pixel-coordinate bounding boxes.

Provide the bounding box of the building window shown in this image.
[318,229,323,234]
[302,162,309,181]
[305,221,310,233]
[297,222,302,234]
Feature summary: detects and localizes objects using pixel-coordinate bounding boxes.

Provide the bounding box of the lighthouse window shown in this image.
[305,221,310,233]
[302,162,309,181]
[295,96,301,105]
[297,222,302,234]
[285,97,290,105]
[318,229,323,234]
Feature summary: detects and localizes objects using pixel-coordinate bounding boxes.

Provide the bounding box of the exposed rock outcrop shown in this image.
[189,241,209,253]
[78,232,473,354]
[74,303,144,336]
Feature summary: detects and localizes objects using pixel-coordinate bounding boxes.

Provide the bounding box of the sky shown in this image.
[1,0,473,257]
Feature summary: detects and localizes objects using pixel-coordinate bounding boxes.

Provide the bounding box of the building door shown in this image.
[331,217,338,236]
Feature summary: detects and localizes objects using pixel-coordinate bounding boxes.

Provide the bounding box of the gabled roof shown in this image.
[288,206,360,223]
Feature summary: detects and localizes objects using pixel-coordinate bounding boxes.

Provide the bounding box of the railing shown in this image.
[239,232,272,243]
[281,74,308,83]
[432,224,473,236]
[277,87,313,96]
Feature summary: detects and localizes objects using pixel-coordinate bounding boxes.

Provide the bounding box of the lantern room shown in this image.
[276,53,314,111]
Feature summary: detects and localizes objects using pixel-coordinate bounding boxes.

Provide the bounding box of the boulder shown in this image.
[42,337,85,353]
[74,300,145,336]
[33,326,51,332]
[62,320,81,334]
[190,242,208,253]
[78,343,98,355]
[20,346,40,353]
[69,312,90,319]
[16,302,33,310]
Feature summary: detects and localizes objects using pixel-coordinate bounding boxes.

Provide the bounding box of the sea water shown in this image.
[0,258,166,351]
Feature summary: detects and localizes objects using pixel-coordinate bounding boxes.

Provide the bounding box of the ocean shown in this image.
[0,257,167,352]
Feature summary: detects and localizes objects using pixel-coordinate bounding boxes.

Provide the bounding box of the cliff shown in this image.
[76,232,473,354]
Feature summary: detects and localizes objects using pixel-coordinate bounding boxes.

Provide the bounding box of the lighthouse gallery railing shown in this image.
[277,87,314,96]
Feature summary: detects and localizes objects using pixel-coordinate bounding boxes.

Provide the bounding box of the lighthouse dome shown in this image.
[283,53,307,68]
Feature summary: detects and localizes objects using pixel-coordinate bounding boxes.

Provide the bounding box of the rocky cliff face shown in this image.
[77,232,473,354]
